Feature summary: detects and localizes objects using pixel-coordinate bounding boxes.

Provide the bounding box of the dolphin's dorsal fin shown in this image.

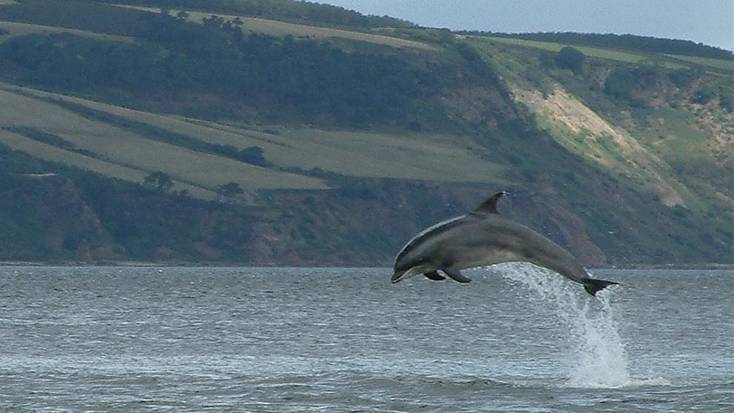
[473,191,508,215]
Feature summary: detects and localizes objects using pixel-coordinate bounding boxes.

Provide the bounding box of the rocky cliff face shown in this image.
[0,174,113,261]
[0,169,611,266]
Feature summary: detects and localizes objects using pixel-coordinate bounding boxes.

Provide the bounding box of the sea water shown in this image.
[0,265,732,412]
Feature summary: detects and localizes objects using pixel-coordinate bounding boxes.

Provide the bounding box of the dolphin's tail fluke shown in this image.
[582,278,619,296]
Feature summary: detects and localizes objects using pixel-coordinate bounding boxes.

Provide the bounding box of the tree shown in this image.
[555,47,585,75]
[216,182,243,201]
[235,146,269,166]
[144,171,174,192]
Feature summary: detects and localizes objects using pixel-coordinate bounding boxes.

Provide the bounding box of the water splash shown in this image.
[493,263,666,388]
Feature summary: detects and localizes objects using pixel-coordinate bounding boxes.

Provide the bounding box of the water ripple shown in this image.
[0,266,732,412]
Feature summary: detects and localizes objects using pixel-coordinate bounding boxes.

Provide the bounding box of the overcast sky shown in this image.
[320,0,734,51]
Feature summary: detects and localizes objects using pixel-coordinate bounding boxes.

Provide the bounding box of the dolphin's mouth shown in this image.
[391,266,427,283]
[390,270,406,283]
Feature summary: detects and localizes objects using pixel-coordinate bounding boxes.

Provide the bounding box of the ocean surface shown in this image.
[0,265,732,412]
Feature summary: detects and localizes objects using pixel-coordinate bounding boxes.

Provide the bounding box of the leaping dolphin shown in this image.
[391,191,618,296]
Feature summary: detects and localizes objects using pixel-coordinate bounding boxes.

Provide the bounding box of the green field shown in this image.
[468,35,691,69]
[0,128,216,198]
[473,36,649,62]
[665,54,734,71]
[116,4,437,50]
[0,83,506,200]
[0,20,133,43]
[0,85,328,198]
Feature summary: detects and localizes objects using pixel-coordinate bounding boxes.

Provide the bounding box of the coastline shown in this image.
[1,261,733,270]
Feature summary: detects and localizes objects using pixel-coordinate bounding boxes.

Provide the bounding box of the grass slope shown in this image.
[0,85,327,197]
[664,54,734,72]
[0,20,132,43]
[469,35,734,72]
[115,4,437,50]
[0,83,506,191]
[465,37,733,219]
[513,88,696,207]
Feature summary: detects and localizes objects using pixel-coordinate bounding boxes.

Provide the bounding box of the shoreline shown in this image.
[1,261,733,270]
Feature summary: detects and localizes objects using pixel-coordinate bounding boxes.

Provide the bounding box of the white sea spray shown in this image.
[495,262,669,388]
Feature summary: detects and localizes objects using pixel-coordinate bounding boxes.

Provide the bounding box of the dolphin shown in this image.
[391,191,618,296]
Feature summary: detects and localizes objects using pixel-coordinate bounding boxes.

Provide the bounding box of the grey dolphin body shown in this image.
[391,192,618,296]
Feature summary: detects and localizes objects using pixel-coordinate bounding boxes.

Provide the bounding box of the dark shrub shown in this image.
[554,47,585,75]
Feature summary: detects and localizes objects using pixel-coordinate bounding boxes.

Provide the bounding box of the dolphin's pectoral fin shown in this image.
[582,278,619,296]
[423,271,446,281]
[442,268,472,283]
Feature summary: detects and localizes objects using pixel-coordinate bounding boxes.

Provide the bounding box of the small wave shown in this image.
[564,375,672,389]
[494,263,669,389]
[341,371,515,390]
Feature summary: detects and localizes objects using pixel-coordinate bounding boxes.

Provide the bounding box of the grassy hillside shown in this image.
[0,20,133,43]
[464,31,733,60]
[464,35,732,238]
[0,85,328,196]
[0,0,731,266]
[0,82,506,197]
[117,5,435,50]
[98,0,417,29]
[469,35,733,73]
[472,36,661,64]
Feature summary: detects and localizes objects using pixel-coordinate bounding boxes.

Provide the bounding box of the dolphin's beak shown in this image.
[391,270,405,283]
[391,266,423,283]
